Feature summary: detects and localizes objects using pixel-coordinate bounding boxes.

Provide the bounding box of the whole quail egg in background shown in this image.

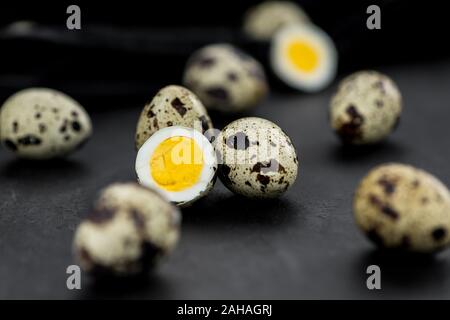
[0,88,92,159]
[271,24,338,92]
[243,1,310,41]
[73,182,181,276]
[183,43,268,113]
[329,71,402,145]
[135,85,213,150]
[215,117,298,198]
[354,163,450,253]
[136,126,218,207]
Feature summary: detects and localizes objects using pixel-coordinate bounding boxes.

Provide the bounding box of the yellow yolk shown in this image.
[286,39,319,73]
[150,136,204,192]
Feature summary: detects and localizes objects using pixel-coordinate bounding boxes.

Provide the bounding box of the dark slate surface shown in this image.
[0,60,449,299]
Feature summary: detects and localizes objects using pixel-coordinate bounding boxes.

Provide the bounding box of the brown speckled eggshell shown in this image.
[216,117,298,198]
[135,85,213,150]
[73,183,181,276]
[0,88,92,159]
[354,163,450,253]
[330,71,402,145]
[183,44,268,113]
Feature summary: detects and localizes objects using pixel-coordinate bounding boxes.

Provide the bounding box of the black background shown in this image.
[0,0,449,299]
[1,0,450,102]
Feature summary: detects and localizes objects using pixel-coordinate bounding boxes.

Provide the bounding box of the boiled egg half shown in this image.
[271,24,338,92]
[136,126,217,206]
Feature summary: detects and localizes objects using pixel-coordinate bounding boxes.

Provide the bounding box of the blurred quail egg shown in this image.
[0,88,92,159]
[73,182,181,276]
[215,117,298,198]
[243,1,310,41]
[183,44,268,113]
[271,24,337,92]
[354,163,450,253]
[136,126,217,206]
[330,71,402,144]
[135,85,213,150]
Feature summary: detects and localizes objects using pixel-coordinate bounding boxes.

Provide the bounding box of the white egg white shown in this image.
[270,24,338,92]
[135,126,217,205]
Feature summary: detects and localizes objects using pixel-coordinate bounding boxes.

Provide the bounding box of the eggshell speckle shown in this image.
[73,183,181,276]
[354,163,450,253]
[0,88,92,159]
[215,117,298,198]
[135,85,213,150]
[330,71,402,145]
[183,44,268,113]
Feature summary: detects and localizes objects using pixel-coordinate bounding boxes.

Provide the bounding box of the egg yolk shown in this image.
[286,39,319,73]
[150,136,204,192]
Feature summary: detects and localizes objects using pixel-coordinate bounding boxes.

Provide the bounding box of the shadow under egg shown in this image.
[182,190,299,228]
[326,139,409,165]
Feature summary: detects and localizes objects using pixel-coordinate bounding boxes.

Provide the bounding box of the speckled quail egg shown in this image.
[0,88,92,159]
[183,44,268,113]
[330,71,402,144]
[243,1,310,41]
[73,182,181,276]
[135,85,213,150]
[354,163,450,253]
[215,117,298,198]
[271,24,338,92]
[136,126,218,207]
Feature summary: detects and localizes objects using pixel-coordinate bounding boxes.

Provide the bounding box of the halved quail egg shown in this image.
[271,24,337,92]
[135,126,217,207]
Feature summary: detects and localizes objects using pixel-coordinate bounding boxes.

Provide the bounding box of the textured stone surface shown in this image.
[0,62,449,299]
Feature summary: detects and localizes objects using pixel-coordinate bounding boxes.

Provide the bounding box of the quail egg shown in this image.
[0,88,92,159]
[330,71,402,144]
[243,1,310,41]
[215,117,298,198]
[183,44,268,113]
[136,126,218,207]
[354,163,450,253]
[135,85,213,150]
[271,24,338,92]
[73,182,181,276]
